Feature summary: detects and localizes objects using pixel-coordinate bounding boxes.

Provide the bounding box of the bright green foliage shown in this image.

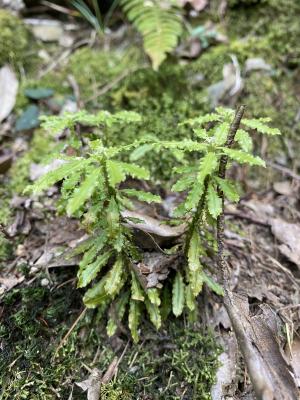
[147,106,281,313]
[27,107,279,341]
[172,272,185,317]
[121,0,183,69]
[26,110,163,341]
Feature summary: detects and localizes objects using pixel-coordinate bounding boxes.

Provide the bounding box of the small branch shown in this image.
[217,105,246,285]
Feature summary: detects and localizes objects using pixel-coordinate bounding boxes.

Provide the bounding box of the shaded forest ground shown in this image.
[0,1,300,398]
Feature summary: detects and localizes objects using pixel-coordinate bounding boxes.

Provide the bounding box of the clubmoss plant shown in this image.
[27,107,280,341]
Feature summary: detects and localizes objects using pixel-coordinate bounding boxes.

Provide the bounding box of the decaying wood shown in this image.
[216,105,299,399]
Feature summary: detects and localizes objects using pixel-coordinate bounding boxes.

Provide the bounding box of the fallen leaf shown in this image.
[25,87,54,100]
[271,218,300,268]
[0,275,25,295]
[245,58,272,73]
[76,368,101,400]
[0,65,18,122]
[15,105,40,132]
[273,181,293,196]
[24,18,64,42]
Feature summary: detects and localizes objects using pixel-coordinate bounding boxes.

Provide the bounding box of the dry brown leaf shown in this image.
[224,292,299,400]
[0,65,18,122]
[0,275,25,295]
[76,369,101,400]
[270,218,300,268]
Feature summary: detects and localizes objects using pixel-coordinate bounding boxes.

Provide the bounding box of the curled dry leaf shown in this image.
[0,65,18,122]
[270,218,300,268]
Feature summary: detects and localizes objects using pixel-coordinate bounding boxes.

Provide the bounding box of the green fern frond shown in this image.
[172,271,185,317]
[128,299,141,342]
[121,189,161,203]
[121,0,183,69]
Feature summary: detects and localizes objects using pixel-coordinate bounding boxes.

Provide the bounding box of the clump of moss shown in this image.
[0,10,31,69]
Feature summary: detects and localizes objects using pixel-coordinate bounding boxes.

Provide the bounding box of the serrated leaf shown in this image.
[77,251,111,288]
[104,256,124,296]
[243,118,281,135]
[27,158,88,194]
[131,272,145,301]
[145,299,161,330]
[193,128,208,139]
[106,197,120,237]
[172,175,194,192]
[78,233,108,270]
[119,162,149,180]
[188,230,201,272]
[122,189,161,203]
[203,272,224,296]
[83,277,108,308]
[106,160,126,187]
[181,113,221,126]
[215,177,240,202]
[213,122,230,146]
[189,268,203,297]
[222,148,265,167]
[128,299,141,343]
[184,182,203,210]
[207,183,222,219]
[147,288,161,306]
[66,168,101,216]
[235,129,253,152]
[185,284,196,311]
[172,272,185,317]
[130,143,153,161]
[107,291,130,337]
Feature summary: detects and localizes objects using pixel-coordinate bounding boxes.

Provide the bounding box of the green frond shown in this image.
[181,113,221,127]
[187,230,201,272]
[185,284,196,311]
[242,118,281,135]
[26,158,89,194]
[106,160,126,187]
[145,299,161,330]
[206,182,222,219]
[107,291,130,337]
[83,277,108,308]
[215,177,240,203]
[188,267,203,297]
[131,271,145,301]
[121,189,161,203]
[128,299,141,343]
[222,148,266,167]
[122,0,183,69]
[172,271,185,317]
[104,256,124,297]
[147,288,161,306]
[203,273,224,296]
[106,198,120,237]
[235,129,253,152]
[119,162,150,180]
[66,167,102,216]
[213,122,230,146]
[77,251,112,288]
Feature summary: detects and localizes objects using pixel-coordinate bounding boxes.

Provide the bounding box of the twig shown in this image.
[217,105,246,285]
[266,160,300,182]
[54,307,87,357]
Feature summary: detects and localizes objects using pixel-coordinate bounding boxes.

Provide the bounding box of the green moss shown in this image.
[0,10,32,69]
[1,281,221,399]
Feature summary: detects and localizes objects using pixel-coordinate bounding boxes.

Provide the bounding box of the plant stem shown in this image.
[184,177,209,256]
[216,105,245,285]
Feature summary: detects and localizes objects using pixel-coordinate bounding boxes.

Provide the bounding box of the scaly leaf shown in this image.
[243,118,281,135]
[172,272,185,317]
[67,167,101,216]
[207,182,222,219]
[131,271,145,301]
[122,189,161,203]
[128,299,141,343]
[77,251,111,288]
[222,148,265,167]
[104,256,124,296]
[215,177,240,202]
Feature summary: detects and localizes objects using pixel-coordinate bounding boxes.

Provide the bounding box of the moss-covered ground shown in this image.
[1,1,299,397]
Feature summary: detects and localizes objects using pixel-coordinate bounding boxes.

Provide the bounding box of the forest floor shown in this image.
[0,1,300,399]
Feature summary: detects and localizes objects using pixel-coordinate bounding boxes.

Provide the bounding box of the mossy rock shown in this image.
[0,10,32,69]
